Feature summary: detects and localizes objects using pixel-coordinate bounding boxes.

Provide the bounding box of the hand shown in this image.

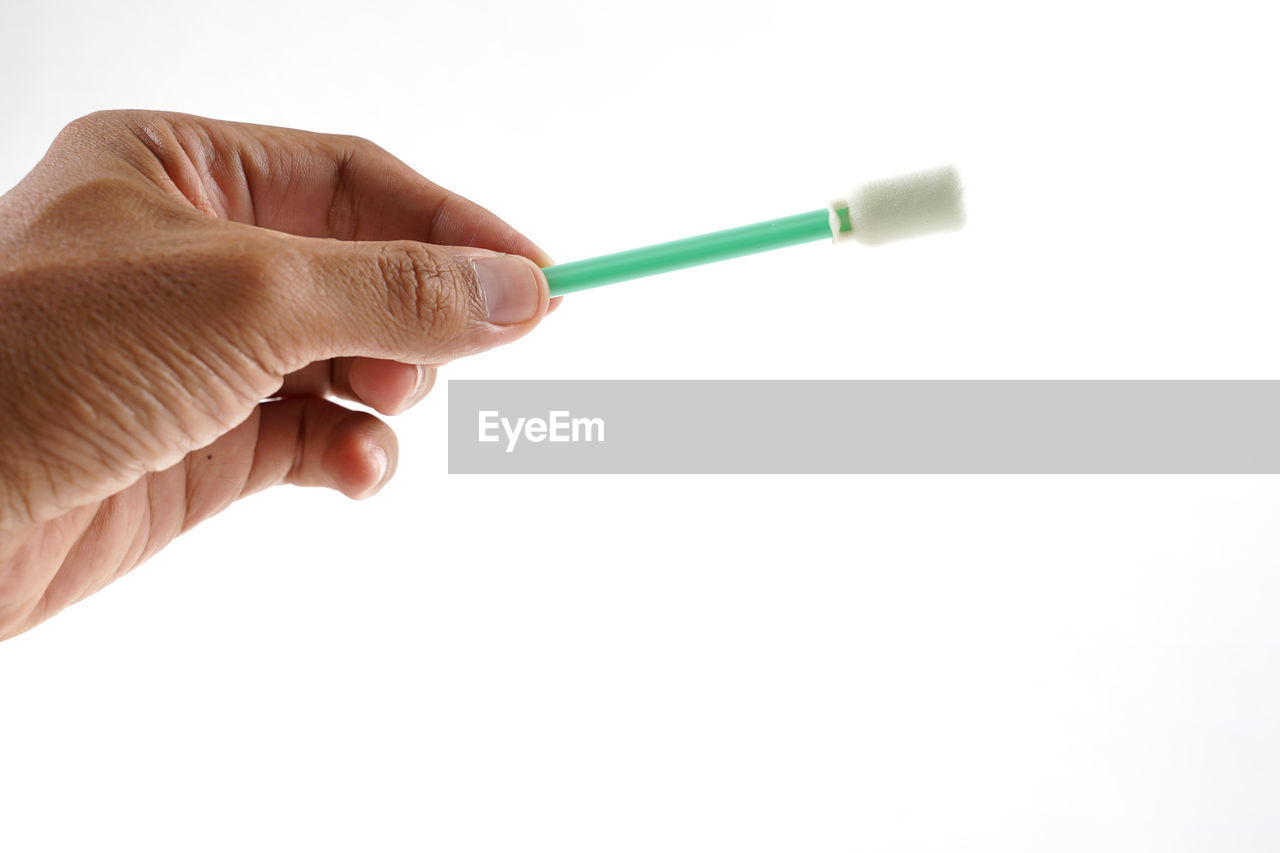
[0,110,557,640]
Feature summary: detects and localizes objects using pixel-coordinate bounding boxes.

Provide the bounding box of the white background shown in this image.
[3,0,1280,850]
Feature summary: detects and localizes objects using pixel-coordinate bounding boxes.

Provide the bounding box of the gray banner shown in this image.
[447,380,1280,474]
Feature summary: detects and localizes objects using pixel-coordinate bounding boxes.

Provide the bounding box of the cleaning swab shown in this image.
[543,165,965,296]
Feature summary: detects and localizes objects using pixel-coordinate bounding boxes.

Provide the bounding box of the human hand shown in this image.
[0,110,556,640]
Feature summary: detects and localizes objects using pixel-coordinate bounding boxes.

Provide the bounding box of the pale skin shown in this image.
[0,110,561,641]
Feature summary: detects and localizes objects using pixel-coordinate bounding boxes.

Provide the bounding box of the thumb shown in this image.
[276,236,550,365]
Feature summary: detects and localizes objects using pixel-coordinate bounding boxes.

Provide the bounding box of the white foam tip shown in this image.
[833,165,965,246]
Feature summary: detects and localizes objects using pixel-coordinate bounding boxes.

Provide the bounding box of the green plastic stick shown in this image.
[543,208,837,296]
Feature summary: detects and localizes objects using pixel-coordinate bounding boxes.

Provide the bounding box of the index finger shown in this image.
[115,110,553,264]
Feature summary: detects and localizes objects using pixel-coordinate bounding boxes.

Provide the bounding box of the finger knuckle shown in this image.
[67,108,135,130]
[65,109,175,142]
[226,236,304,289]
[325,132,386,165]
[341,133,383,153]
[213,237,310,371]
[376,243,476,343]
[58,110,135,148]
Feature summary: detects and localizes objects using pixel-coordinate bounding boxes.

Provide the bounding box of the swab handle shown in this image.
[543,209,832,296]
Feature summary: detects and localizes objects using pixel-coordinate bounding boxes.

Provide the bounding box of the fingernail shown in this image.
[473,255,541,325]
[368,446,389,494]
[402,365,434,409]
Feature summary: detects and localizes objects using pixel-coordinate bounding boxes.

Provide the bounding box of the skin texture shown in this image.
[0,110,559,640]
